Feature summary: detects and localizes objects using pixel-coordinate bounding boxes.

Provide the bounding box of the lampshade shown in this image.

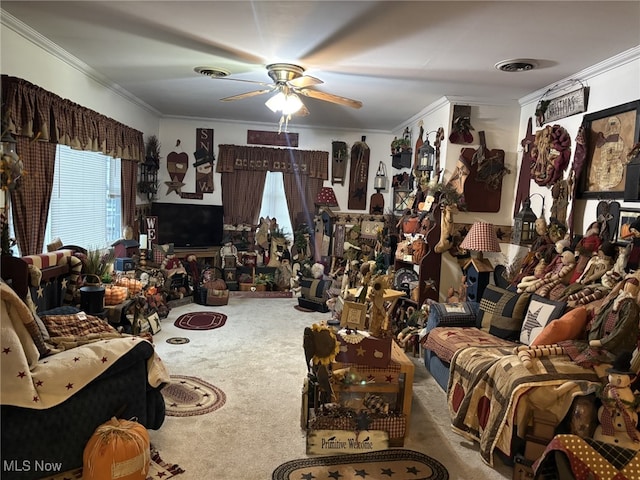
[460,222,501,253]
[315,187,339,208]
[265,91,304,115]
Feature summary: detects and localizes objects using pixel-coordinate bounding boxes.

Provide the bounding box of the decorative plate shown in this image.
[394,268,419,290]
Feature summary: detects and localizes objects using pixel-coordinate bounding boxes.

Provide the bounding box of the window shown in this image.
[258,171,293,243]
[45,145,121,250]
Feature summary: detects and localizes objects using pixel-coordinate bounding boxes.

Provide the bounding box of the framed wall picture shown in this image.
[340,301,368,330]
[577,100,640,199]
[616,208,640,242]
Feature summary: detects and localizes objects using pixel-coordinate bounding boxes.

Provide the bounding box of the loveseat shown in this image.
[0,255,169,479]
[421,284,605,465]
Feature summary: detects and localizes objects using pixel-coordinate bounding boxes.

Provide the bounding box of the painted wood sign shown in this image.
[247,129,298,147]
[306,430,389,455]
[536,86,589,126]
[194,128,214,195]
[348,138,370,210]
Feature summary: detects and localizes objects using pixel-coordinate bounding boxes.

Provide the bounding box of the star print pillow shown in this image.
[519,295,566,345]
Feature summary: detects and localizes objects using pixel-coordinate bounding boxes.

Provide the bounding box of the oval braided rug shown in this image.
[162,375,226,417]
[272,449,448,480]
[174,311,227,330]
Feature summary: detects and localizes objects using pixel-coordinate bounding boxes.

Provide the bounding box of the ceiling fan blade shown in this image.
[296,104,310,117]
[297,89,362,109]
[220,89,272,102]
[289,75,323,88]
[215,77,273,87]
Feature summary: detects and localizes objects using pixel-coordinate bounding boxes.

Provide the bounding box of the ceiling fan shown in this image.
[194,63,363,110]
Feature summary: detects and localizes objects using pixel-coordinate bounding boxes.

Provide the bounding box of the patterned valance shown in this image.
[216,144,328,180]
[1,75,144,161]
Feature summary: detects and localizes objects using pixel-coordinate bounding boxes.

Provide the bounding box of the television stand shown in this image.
[174,246,221,269]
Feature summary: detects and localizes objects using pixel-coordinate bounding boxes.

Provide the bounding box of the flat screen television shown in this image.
[149,202,224,248]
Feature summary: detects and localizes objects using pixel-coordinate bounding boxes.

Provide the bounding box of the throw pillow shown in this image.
[428,302,479,329]
[530,306,589,346]
[477,285,531,341]
[40,313,117,337]
[24,314,51,358]
[519,295,567,345]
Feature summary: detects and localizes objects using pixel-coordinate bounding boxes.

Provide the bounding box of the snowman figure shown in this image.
[593,351,640,450]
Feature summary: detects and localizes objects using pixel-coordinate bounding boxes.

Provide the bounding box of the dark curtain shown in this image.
[217,144,328,229]
[10,137,56,255]
[2,75,145,253]
[220,170,268,227]
[121,160,138,236]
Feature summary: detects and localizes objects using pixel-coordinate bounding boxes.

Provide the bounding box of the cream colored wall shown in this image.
[517,49,640,235]
[156,117,395,210]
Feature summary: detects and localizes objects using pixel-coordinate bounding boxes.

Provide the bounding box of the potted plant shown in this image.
[254,272,275,291]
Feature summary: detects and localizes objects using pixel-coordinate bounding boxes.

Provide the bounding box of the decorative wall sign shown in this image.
[348,138,370,210]
[247,129,299,147]
[306,430,388,455]
[145,216,158,249]
[194,128,214,194]
[165,151,188,195]
[536,85,589,126]
[331,141,348,185]
[578,100,640,199]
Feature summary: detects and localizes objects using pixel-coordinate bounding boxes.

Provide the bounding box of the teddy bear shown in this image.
[593,352,640,450]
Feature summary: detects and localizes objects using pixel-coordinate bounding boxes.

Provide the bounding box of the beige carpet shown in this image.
[149,297,513,479]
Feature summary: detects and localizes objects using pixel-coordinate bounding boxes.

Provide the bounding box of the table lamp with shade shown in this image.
[459,222,501,302]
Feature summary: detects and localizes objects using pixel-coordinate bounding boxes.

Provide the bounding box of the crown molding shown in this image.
[519,45,640,107]
[1,10,161,117]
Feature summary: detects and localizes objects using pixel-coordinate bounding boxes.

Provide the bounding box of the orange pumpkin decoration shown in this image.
[104,285,128,305]
[83,417,150,480]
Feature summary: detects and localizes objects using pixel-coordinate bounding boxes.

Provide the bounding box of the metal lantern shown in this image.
[513,197,538,245]
[374,161,387,192]
[138,156,159,200]
[417,138,435,186]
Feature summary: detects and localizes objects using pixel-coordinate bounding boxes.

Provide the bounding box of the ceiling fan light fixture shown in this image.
[265,91,304,115]
[494,59,538,72]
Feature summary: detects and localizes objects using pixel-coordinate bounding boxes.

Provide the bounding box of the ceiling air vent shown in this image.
[194,66,231,78]
[494,59,538,72]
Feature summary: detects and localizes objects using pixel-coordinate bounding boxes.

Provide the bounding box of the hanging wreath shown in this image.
[530,124,572,187]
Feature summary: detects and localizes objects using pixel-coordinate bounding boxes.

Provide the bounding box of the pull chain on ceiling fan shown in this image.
[195,63,362,132]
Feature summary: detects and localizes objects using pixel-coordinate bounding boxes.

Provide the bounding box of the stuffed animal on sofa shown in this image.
[517,250,575,295]
[593,352,640,450]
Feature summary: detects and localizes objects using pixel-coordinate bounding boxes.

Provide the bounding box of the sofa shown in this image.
[421,284,606,466]
[0,255,169,479]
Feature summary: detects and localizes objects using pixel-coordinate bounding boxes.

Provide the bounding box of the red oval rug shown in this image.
[174,311,227,330]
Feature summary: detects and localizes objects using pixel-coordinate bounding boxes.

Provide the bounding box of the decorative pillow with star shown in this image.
[519,295,566,345]
[476,285,531,341]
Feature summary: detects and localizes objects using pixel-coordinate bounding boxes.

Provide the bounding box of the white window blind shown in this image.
[46,145,121,250]
[259,171,293,242]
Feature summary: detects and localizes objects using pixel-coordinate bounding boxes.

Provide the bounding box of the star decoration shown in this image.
[406,466,420,475]
[301,473,315,480]
[328,471,343,479]
[156,472,167,478]
[61,278,68,289]
[17,371,26,378]
[37,285,44,298]
[354,468,369,478]
[165,180,185,195]
[386,375,394,383]
[3,347,11,354]
[36,380,43,387]
[65,382,74,390]
[74,357,80,362]
[101,356,108,363]
[371,204,384,214]
[32,396,39,402]
[381,468,395,476]
[356,346,366,357]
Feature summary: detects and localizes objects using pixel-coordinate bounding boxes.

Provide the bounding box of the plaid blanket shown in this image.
[447,345,601,465]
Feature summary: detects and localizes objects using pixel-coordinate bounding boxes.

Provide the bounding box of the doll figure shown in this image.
[517,249,575,294]
[593,352,640,450]
[570,221,602,283]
